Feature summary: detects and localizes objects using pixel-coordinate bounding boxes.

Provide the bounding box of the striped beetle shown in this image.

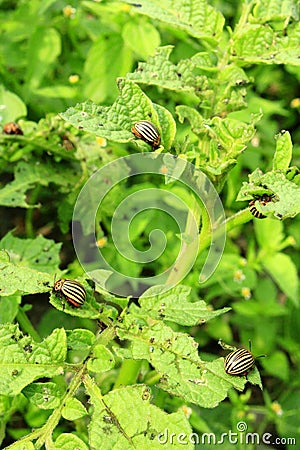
[53,278,86,308]
[224,348,255,376]
[3,122,23,135]
[249,194,274,219]
[131,120,161,149]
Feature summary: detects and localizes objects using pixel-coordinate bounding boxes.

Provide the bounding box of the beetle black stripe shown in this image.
[249,194,274,219]
[54,279,86,308]
[134,122,158,140]
[62,281,86,304]
[132,120,161,149]
[249,201,266,219]
[224,348,255,376]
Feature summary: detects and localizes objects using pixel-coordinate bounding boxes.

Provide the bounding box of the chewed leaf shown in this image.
[117,322,259,408]
[232,22,300,66]
[0,160,78,208]
[122,0,225,42]
[22,382,63,410]
[85,380,193,449]
[0,231,61,274]
[0,250,52,296]
[49,278,106,319]
[127,46,206,94]
[139,285,230,326]
[0,324,67,396]
[61,79,175,150]
[87,344,115,373]
[253,0,299,22]
[237,169,300,219]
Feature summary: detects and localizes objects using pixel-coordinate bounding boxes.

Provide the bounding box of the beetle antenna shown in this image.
[256,354,267,359]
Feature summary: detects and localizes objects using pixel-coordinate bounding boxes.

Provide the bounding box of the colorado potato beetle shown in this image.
[224,348,255,376]
[249,194,274,219]
[131,120,161,149]
[3,122,23,135]
[53,278,86,308]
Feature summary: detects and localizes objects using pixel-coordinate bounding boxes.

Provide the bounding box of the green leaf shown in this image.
[0,232,61,274]
[122,0,225,42]
[122,21,161,60]
[232,22,300,66]
[34,85,77,99]
[61,79,176,150]
[0,324,67,396]
[117,321,259,408]
[237,169,300,219]
[85,381,193,449]
[87,344,115,373]
[195,116,258,179]
[233,296,287,319]
[253,0,299,22]
[273,130,292,170]
[0,250,52,296]
[205,116,256,156]
[53,433,89,450]
[26,27,61,90]
[7,443,35,450]
[22,382,62,409]
[66,329,95,352]
[50,278,103,319]
[0,394,27,444]
[62,398,87,420]
[127,46,206,94]
[261,351,290,381]
[0,295,21,324]
[83,33,133,103]
[254,219,286,252]
[263,253,298,305]
[176,105,204,132]
[154,103,176,151]
[0,86,27,123]
[0,160,78,208]
[139,285,230,326]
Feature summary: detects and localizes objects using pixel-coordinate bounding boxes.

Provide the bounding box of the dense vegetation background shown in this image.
[0,0,300,449]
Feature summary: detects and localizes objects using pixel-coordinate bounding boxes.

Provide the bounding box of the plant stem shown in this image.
[144,371,161,385]
[198,208,252,254]
[6,361,88,449]
[113,359,142,389]
[166,194,200,285]
[25,185,41,238]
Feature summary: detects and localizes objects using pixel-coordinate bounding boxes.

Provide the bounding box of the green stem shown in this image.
[144,371,161,386]
[25,185,41,238]
[113,359,142,389]
[17,308,41,342]
[166,194,200,285]
[6,361,88,449]
[198,208,253,254]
